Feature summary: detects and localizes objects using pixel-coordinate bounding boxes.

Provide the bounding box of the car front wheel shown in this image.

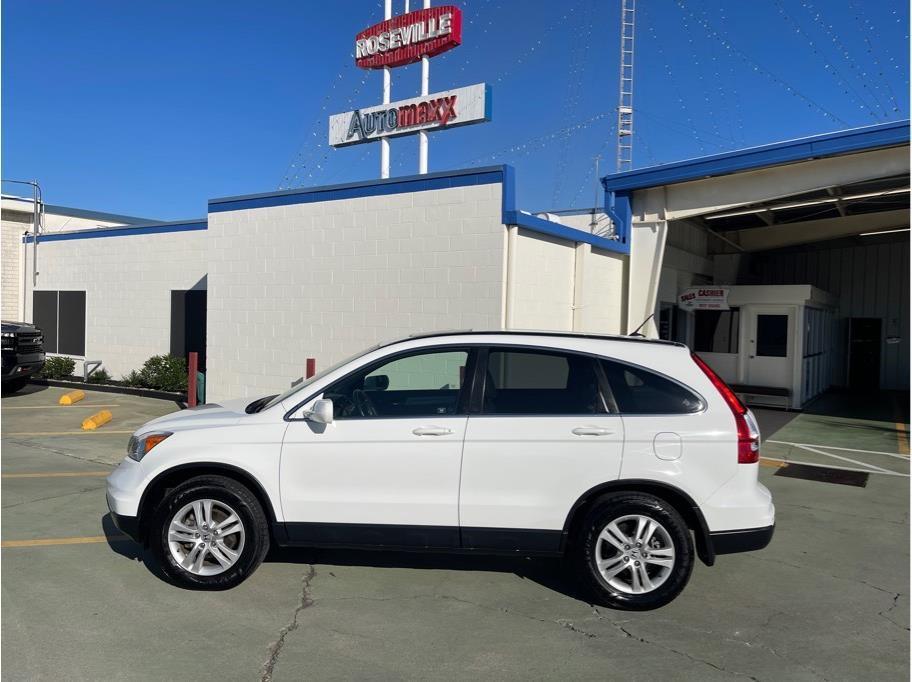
[151,475,269,589]
[576,492,694,610]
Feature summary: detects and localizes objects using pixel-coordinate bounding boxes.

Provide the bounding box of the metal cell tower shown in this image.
[616,0,636,172]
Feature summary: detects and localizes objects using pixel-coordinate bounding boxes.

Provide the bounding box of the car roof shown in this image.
[379,329,686,349]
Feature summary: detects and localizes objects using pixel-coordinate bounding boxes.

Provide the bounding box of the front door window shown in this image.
[324,349,469,419]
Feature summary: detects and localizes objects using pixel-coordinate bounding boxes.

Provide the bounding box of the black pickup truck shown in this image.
[2,321,46,394]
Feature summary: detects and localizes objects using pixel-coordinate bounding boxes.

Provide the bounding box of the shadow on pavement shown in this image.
[265,546,590,603]
[1,383,49,399]
[101,513,167,580]
[101,512,589,601]
[803,388,909,423]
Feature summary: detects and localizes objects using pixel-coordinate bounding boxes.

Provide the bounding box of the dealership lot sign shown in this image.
[329,83,490,147]
[355,6,462,69]
[678,287,731,310]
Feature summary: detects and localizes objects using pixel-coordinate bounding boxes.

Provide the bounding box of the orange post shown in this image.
[188,352,198,407]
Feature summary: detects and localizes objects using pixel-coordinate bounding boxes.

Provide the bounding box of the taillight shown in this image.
[691,353,760,464]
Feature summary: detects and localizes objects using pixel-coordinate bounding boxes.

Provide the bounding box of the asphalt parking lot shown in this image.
[2,384,909,681]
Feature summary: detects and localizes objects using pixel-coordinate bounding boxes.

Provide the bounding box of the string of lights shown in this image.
[679,4,738,145]
[551,0,597,208]
[460,111,616,168]
[846,0,904,116]
[673,0,850,127]
[701,3,747,147]
[790,0,889,120]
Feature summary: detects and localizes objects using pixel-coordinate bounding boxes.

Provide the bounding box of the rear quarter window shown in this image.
[602,359,704,414]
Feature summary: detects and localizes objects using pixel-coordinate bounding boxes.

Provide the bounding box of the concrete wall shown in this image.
[206,182,506,401]
[1,219,27,320]
[509,230,575,330]
[507,229,627,335]
[23,228,207,378]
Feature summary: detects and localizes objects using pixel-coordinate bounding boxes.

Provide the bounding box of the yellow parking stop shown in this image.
[81,410,113,430]
[59,390,86,405]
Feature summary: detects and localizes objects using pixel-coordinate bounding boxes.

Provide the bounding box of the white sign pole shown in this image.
[418,0,430,174]
[380,0,392,179]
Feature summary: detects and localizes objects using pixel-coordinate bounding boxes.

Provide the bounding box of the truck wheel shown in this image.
[575,492,694,610]
[2,378,28,394]
[151,475,270,590]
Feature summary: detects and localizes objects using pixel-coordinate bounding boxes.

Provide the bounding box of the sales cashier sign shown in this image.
[678,287,730,311]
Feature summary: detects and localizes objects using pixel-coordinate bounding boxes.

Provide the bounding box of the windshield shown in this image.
[258,344,382,412]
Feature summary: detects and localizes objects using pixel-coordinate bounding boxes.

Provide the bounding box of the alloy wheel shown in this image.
[594,514,676,594]
[167,499,246,576]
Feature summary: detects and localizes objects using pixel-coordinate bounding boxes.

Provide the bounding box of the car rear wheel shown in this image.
[151,475,269,589]
[576,492,694,610]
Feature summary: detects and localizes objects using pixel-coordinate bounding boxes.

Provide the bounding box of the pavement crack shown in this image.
[592,607,761,680]
[877,592,909,632]
[260,565,316,682]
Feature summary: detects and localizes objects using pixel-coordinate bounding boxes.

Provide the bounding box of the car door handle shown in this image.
[412,426,454,436]
[572,427,614,437]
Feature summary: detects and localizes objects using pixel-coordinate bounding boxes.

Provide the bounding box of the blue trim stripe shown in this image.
[210,164,630,254]
[209,166,506,213]
[602,120,910,192]
[504,211,629,254]
[22,220,207,244]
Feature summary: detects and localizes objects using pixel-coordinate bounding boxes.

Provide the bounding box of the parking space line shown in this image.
[2,471,111,479]
[793,443,896,474]
[760,456,910,477]
[2,404,120,410]
[1,535,128,548]
[4,430,134,436]
[897,422,909,456]
[759,458,786,469]
[768,440,909,460]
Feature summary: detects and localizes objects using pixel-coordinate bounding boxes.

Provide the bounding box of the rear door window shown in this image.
[481,349,606,415]
[602,360,703,414]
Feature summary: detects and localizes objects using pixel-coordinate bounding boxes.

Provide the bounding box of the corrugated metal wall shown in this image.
[750,232,909,390]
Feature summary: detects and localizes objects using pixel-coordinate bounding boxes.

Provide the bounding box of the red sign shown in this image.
[355,6,462,70]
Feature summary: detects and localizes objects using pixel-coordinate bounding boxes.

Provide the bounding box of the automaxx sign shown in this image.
[329,83,491,147]
[329,4,490,165]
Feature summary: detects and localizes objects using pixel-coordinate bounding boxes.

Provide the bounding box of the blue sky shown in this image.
[2,0,908,220]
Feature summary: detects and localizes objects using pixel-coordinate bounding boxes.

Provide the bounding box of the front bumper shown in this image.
[709,524,775,555]
[108,507,142,544]
[2,352,45,380]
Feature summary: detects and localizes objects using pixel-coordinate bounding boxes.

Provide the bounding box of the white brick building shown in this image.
[12,120,909,404]
[18,166,630,400]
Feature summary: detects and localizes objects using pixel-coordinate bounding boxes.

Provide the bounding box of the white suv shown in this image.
[107,331,774,610]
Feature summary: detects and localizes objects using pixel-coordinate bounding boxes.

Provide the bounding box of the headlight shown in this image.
[1,333,14,350]
[127,431,172,461]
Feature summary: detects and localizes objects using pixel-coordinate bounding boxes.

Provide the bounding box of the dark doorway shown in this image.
[170,290,207,371]
[848,318,881,389]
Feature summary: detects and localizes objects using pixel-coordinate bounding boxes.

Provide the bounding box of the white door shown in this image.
[280,347,473,548]
[746,307,793,388]
[459,347,624,552]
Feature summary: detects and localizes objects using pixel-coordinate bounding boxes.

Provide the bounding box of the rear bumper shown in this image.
[710,524,775,555]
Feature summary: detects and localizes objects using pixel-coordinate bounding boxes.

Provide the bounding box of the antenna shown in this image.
[616,0,636,173]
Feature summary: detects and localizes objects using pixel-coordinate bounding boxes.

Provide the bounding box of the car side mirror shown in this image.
[306,398,334,424]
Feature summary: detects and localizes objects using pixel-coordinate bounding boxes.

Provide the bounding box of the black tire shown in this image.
[2,377,28,394]
[150,475,270,590]
[575,492,694,610]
